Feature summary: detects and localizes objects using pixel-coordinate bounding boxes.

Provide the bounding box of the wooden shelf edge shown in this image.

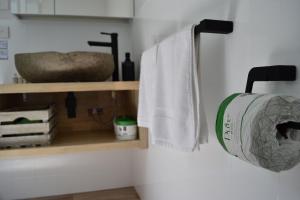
[0,129,149,158]
[0,81,139,94]
[138,127,149,149]
[0,139,142,158]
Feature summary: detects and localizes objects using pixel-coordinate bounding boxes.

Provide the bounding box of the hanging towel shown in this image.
[138,25,208,151]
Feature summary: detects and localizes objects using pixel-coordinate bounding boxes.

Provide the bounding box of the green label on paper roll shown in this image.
[215,93,241,151]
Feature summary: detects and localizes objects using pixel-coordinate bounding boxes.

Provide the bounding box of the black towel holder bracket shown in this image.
[194,19,234,35]
[245,65,299,137]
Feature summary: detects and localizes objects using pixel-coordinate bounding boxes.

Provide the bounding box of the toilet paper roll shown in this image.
[216,93,300,172]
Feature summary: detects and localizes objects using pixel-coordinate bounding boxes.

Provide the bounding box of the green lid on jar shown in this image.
[114,117,137,126]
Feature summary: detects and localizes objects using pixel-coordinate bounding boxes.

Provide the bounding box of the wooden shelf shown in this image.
[0,128,148,158]
[0,81,149,157]
[0,81,139,94]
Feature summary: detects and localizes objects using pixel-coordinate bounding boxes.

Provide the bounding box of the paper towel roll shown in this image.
[216,93,300,172]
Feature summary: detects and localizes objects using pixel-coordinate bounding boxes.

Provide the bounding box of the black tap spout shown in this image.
[87,41,112,47]
[88,32,119,81]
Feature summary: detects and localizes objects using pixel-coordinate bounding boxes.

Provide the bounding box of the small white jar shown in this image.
[114,117,137,141]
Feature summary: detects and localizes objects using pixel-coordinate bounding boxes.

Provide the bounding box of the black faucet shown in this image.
[88,32,119,81]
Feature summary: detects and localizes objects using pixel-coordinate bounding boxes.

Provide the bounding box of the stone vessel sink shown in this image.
[15,52,114,83]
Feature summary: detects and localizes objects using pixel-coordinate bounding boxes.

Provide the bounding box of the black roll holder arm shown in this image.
[245,65,299,138]
[245,65,296,93]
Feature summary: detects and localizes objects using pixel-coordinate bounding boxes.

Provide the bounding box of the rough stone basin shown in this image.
[15,51,114,83]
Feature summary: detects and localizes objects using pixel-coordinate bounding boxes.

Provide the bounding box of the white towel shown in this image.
[138,25,208,151]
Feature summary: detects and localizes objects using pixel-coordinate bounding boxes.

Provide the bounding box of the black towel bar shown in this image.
[194,19,234,35]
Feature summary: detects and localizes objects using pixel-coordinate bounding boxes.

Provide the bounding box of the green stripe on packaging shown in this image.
[114,117,137,126]
[215,93,240,151]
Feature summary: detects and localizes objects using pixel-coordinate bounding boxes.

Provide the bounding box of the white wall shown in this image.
[132,0,300,200]
[0,10,135,200]
[0,150,134,200]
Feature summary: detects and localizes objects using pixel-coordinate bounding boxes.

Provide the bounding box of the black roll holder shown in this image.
[245,65,299,138]
[245,65,297,93]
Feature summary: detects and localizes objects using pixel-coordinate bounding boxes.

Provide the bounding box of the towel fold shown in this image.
[138,25,208,151]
